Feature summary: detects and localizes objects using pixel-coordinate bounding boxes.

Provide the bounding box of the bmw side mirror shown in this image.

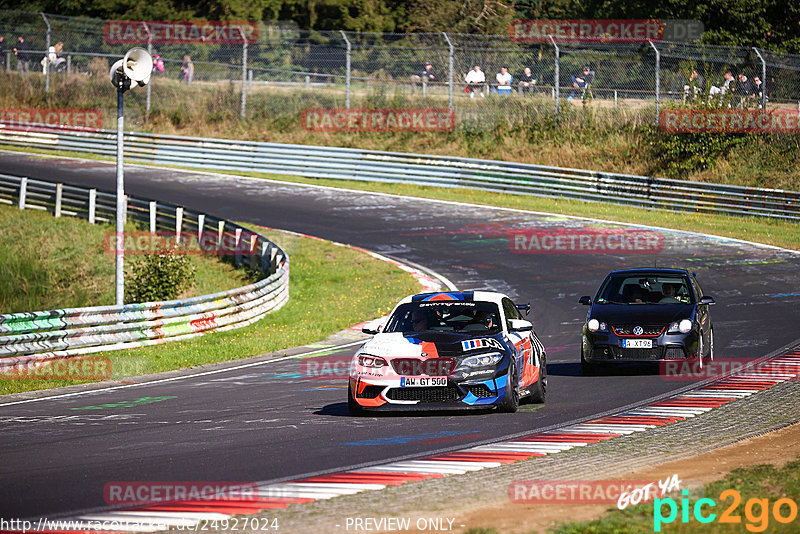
[361,327,379,335]
[509,319,533,332]
[699,296,715,305]
[578,296,592,305]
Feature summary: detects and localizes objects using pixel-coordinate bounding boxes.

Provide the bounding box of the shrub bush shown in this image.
[125,251,196,304]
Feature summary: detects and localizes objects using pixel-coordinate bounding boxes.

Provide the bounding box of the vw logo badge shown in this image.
[633,326,644,336]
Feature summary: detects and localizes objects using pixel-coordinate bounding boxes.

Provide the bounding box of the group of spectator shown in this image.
[415,61,597,100]
[0,34,67,73]
[684,68,766,107]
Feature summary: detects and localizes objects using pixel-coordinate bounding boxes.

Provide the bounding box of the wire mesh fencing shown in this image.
[1,10,800,133]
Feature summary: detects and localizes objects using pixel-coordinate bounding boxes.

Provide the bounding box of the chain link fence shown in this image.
[1,10,800,132]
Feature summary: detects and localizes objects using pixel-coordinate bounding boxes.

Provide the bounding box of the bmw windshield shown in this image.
[596,274,694,305]
[384,301,503,334]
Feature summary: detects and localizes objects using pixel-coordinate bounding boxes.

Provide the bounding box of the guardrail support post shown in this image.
[54,183,62,217]
[88,188,96,223]
[442,32,454,110]
[248,234,258,269]
[41,13,51,94]
[197,213,205,240]
[549,36,560,124]
[649,40,660,125]
[18,177,27,210]
[341,31,351,109]
[752,47,767,109]
[614,90,618,108]
[218,220,225,253]
[239,26,248,119]
[234,227,242,266]
[149,201,157,233]
[175,206,183,241]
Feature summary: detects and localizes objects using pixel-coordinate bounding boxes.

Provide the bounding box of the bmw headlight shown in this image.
[668,319,693,334]
[587,319,608,333]
[460,353,503,368]
[357,354,388,368]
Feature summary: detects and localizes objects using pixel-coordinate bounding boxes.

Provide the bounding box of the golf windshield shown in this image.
[384,301,502,334]
[596,274,694,305]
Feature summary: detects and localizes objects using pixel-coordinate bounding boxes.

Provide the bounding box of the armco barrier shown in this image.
[0,173,289,363]
[0,123,798,220]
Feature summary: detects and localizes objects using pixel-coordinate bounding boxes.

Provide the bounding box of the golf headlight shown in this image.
[668,319,693,334]
[587,319,608,333]
[357,354,388,368]
[460,353,502,368]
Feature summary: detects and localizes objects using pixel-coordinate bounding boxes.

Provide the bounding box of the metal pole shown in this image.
[115,86,125,305]
[41,13,50,93]
[753,47,767,109]
[240,27,248,119]
[143,23,152,112]
[549,36,559,123]
[341,30,351,109]
[442,32,454,110]
[649,40,660,125]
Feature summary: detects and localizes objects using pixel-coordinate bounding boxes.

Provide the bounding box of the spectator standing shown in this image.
[495,66,512,95]
[518,66,536,94]
[752,76,766,107]
[735,73,755,107]
[179,54,194,84]
[464,64,486,98]
[0,36,7,71]
[568,65,594,100]
[152,52,165,75]
[13,35,29,73]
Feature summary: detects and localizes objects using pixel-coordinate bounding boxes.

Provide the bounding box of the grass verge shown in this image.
[550,456,800,533]
[0,227,420,395]
[0,202,255,313]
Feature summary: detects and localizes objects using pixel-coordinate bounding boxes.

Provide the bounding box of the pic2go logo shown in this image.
[654,489,798,532]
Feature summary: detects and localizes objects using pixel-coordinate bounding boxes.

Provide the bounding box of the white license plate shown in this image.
[400,377,447,387]
[623,339,653,349]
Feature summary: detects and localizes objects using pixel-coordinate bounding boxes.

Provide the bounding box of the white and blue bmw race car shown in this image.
[348,291,547,414]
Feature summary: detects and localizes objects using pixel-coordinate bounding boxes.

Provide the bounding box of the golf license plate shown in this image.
[623,339,653,349]
[400,377,447,387]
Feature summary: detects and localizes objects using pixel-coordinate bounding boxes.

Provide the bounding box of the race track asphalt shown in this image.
[1,151,798,519]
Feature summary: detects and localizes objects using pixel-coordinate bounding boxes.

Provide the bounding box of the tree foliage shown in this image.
[1,0,798,51]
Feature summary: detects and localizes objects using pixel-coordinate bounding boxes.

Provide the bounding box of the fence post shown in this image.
[341,30,351,109]
[5,50,10,72]
[88,189,96,224]
[18,177,28,209]
[66,55,71,75]
[305,75,310,89]
[442,32,454,110]
[614,89,618,108]
[649,40,660,125]
[149,201,157,233]
[240,26,248,119]
[549,36,560,123]
[752,47,767,109]
[54,183,62,217]
[41,13,51,94]
[143,23,152,113]
[175,206,183,241]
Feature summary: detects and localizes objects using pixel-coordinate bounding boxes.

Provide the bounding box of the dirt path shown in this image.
[391,422,800,534]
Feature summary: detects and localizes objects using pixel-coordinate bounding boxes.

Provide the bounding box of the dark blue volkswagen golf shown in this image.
[578,268,715,374]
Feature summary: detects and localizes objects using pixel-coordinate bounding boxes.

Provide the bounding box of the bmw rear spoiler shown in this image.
[516,303,531,316]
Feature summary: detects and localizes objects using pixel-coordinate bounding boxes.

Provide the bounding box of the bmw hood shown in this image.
[362,331,507,358]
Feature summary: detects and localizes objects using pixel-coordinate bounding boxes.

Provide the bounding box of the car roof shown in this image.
[607,268,690,276]
[396,291,507,306]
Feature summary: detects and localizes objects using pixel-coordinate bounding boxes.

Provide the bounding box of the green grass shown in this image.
[0,203,254,314]
[550,457,800,533]
[0,226,420,395]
